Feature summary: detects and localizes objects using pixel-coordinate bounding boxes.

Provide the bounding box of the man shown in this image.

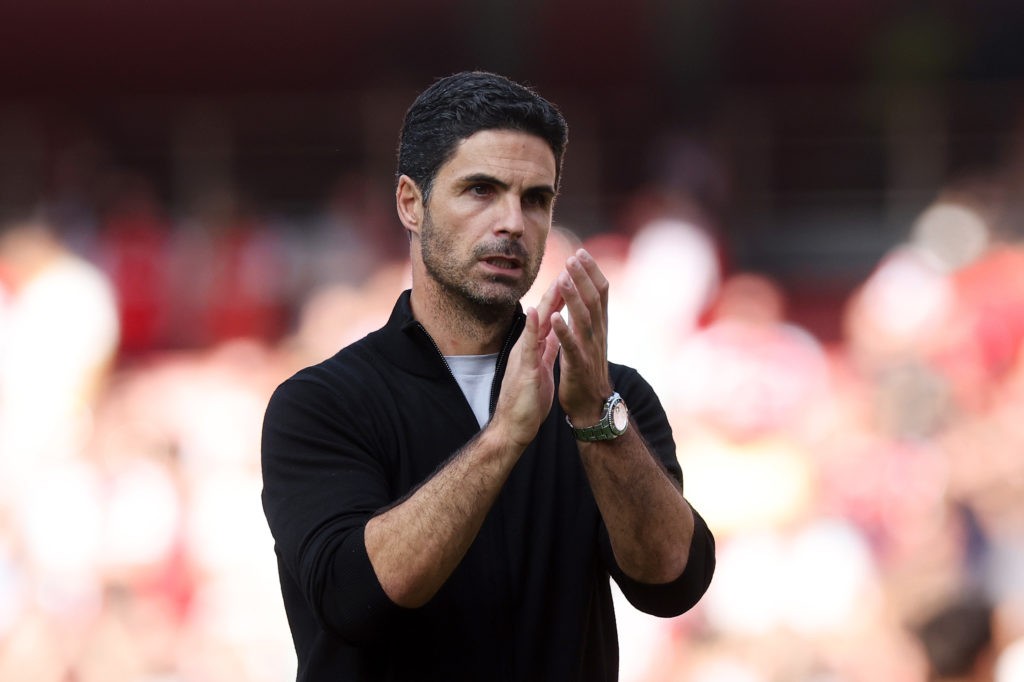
[261,71,715,681]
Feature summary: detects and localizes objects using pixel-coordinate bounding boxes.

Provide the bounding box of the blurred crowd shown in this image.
[1,159,1023,682]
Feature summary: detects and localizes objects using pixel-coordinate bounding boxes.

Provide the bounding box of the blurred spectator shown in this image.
[0,208,119,492]
[663,272,829,537]
[607,216,721,396]
[168,187,291,348]
[96,174,174,357]
[844,243,956,370]
[303,172,405,293]
[0,207,120,680]
[289,261,410,367]
[937,245,1024,408]
[670,271,829,439]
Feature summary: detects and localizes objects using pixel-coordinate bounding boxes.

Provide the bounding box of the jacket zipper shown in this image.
[413,317,523,421]
[488,315,523,418]
[413,321,459,386]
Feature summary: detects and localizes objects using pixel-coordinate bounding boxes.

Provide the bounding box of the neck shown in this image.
[410,279,516,356]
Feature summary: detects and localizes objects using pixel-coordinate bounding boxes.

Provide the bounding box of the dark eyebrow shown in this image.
[459,173,509,190]
[525,185,557,202]
[460,173,556,198]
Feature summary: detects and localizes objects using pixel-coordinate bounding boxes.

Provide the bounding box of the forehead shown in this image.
[437,129,557,186]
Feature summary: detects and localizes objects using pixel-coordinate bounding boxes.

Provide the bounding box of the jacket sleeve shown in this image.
[599,365,716,617]
[260,367,405,645]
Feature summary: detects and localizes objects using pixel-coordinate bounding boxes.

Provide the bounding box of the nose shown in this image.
[494,194,526,239]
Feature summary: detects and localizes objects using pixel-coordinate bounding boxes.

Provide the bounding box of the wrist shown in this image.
[564,407,603,426]
[566,392,629,442]
[563,384,613,426]
[483,414,536,453]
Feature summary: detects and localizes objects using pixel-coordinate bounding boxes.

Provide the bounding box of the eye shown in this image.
[468,184,494,198]
[523,191,552,210]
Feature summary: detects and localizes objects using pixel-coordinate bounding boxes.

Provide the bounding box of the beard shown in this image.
[419,207,544,322]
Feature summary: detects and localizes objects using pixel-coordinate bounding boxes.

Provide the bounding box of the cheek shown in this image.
[443,205,489,238]
[528,218,552,245]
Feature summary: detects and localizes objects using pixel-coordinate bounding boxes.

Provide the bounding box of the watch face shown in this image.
[611,400,628,432]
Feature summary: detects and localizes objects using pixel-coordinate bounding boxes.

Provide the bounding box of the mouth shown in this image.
[481,255,523,271]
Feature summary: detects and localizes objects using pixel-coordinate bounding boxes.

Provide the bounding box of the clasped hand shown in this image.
[493,248,613,447]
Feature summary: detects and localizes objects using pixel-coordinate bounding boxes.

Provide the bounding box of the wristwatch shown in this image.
[567,392,629,441]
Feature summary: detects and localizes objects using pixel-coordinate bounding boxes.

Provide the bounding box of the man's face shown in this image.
[416,129,557,311]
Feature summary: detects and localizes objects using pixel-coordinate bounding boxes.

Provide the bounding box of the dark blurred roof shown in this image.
[3,0,1022,98]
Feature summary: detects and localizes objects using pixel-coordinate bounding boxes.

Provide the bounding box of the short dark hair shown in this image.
[396,71,569,203]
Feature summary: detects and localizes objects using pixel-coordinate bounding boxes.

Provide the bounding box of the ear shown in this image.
[396,175,424,236]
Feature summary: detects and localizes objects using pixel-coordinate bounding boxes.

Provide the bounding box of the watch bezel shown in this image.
[610,397,629,434]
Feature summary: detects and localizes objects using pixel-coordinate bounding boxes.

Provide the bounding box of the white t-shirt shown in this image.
[444,353,499,428]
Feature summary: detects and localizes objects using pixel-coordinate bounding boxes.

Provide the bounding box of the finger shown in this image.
[558,268,595,341]
[575,249,609,309]
[567,251,608,333]
[534,279,565,339]
[541,330,560,370]
[521,306,540,365]
[550,309,580,364]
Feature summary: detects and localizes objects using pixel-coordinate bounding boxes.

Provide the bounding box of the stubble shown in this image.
[419,208,544,326]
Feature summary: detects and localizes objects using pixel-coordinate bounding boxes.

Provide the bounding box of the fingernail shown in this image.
[559,271,571,288]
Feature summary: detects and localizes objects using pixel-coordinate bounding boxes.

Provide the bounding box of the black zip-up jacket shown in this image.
[261,290,715,681]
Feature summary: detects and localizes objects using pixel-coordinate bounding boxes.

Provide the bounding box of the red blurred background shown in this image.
[1,2,1023,680]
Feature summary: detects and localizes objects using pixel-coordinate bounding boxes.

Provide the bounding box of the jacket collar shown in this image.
[370,289,526,380]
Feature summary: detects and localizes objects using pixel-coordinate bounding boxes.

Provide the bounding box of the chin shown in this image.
[466,280,529,309]
[473,290,522,309]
